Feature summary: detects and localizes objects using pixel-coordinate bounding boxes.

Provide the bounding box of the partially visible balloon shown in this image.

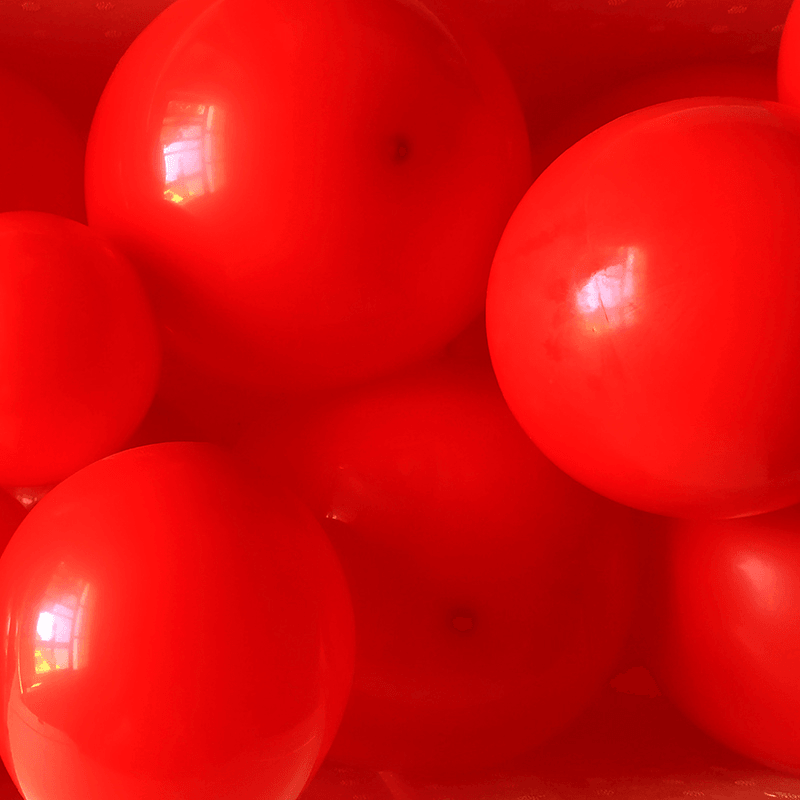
[0,212,161,487]
[242,362,641,777]
[779,0,800,107]
[649,505,800,774]
[531,61,778,178]
[0,66,86,222]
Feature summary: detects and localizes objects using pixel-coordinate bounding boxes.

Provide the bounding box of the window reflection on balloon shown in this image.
[25,570,91,692]
[161,101,225,205]
[576,247,639,330]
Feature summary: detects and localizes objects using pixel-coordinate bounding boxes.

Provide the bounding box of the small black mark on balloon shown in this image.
[451,613,475,633]
[392,136,411,164]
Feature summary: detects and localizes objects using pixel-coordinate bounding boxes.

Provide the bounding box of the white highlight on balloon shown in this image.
[576,248,637,326]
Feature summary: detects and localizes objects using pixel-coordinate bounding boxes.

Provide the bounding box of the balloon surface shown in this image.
[85,0,531,392]
[242,362,641,776]
[0,211,161,487]
[487,98,800,520]
[779,0,800,108]
[648,504,800,775]
[531,61,777,178]
[0,442,355,800]
[0,66,86,223]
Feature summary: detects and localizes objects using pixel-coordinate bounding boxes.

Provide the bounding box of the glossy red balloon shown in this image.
[0,442,355,800]
[487,98,800,520]
[779,0,800,108]
[0,212,161,487]
[423,0,783,163]
[241,361,641,777]
[0,67,86,223]
[84,0,531,393]
[531,61,778,178]
[647,505,800,774]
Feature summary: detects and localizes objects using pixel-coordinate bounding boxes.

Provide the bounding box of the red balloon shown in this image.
[779,0,800,108]
[647,505,800,775]
[422,0,783,163]
[0,442,355,800]
[84,0,531,393]
[241,362,641,777]
[531,61,778,179]
[0,67,86,223]
[486,98,800,520]
[0,212,161,487]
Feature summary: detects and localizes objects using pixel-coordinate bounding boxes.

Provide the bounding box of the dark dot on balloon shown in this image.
[393,137,410,162]
[452,614,474,633]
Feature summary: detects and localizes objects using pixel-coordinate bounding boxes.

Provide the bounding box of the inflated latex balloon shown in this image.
[779,0,800,107]
[487,98,800,520]
[531,61,777,178]
[241,362,641,777]
[649,504,800,775]
[0,442,355,800]
[0,66,86,223]
[0,211,160,487]
[85,0,531,393]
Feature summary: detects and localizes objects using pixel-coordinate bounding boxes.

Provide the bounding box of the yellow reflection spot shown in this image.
[30,580,91,684]
[34,650,51,675]
[161,100,224,206]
